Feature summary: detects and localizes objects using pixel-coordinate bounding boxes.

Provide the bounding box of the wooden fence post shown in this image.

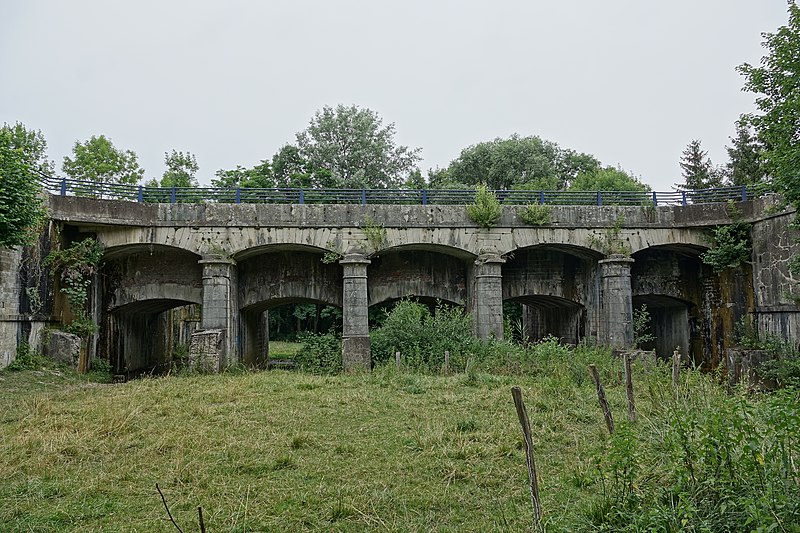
[511,386,543,531]
[443,350,450,374]
[672,348,681,393]
[395,351,401,370]
[624,352,636,422]
[588,364,615,434]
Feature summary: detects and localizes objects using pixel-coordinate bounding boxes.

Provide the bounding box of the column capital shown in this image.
[199,256,236,266]
[339,253,371,266]
[475,253,506,265]
[598,254,634,266]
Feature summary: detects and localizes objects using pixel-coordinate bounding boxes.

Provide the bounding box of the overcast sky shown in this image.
[0,1,790,190]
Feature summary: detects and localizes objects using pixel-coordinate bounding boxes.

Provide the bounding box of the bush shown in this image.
[294,332,342,374]
[7,342,47,371]
[518,203,552,225]
[371,299,474,370]
[466,184,501,229]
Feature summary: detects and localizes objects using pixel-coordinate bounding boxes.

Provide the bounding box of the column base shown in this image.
[342,336,371,371]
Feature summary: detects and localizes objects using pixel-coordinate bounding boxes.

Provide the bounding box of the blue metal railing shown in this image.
[37,175,770,207]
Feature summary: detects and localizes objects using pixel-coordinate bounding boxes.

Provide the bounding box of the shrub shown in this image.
[518,203,552,225]
[7,342,47,371]
[294,332,342,374]
[701,221,752,272]
[371,299,473,370]
[466,184,501,229]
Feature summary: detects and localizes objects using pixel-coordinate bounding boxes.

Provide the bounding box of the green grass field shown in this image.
[1,347,797,532]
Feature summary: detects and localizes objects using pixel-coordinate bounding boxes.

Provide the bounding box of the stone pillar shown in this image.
[473,253,505,340]
[194,256,238,371]
[340,253,371,370]
[598,254,634,349]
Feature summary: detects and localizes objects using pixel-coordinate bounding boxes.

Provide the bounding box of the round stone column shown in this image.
[598,254,635,349]
[340,253,371,370]
[473,253,505,340]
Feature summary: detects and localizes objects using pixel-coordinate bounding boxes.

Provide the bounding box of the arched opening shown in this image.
[240,298,342,367]
[633,295,693,360]
[107,299,200,375]
[507,295,586,345]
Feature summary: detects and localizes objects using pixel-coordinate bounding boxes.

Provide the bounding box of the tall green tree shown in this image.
[569,166,650,192]
[212,160,274,188]
[724,120,765,187]
[293,105,421,189]
[434,134,600,190]
[160,150,199,188]
[271,144,333,188]
[679,140,723,190]
[62,135,144,185]
[0,125,48,247]
[0,122,55,176]
[738,1,800,205]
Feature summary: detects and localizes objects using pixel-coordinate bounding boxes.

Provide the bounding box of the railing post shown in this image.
[681,191,687,206]
[60,178,67,196]
[422,189,428,205]
[137,186,143,203]
[596,191,602,206]
[235,188,241,204]
[741,185,747,202]
[539,191,545,205]
[171,187,177,204]
[361,189,367,205]
[299,189,305,204]
[652,191,658,206]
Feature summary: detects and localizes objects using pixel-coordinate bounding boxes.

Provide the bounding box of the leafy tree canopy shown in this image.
[569,166,650,192]
[62,135,144,185]
[212,159,274,188]
[0,125,48,247]
[431,134,600,191]
[271,144,334,188]
[159,150,199,188]
[0,122,54,176]
[293,105,421,189]
[738,1,800,204]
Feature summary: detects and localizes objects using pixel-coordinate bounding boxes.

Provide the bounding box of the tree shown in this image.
[212,160,274,188]
[435,134,600,191]
[159,150,199,188]
[0,125,48,247]
[62,135,144,185]
[679,140,723,190]
[569,166,650,192]
[0,122,55,176]
[271,144,333,188]
[294,105,421,189]
[738,2,800,205]
[724,120,765,187]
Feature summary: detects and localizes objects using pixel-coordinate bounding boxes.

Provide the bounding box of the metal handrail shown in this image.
[38,175,769,207]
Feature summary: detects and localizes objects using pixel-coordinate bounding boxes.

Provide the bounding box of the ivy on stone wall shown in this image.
[44,238,103,338]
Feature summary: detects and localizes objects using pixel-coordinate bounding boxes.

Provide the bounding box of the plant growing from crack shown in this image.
[361,216,387,254]
[588,215,631,256]
[467,184,501,229]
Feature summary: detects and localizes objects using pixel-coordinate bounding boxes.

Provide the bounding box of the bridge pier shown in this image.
[192,256,238,371]
[598,254,635,349]
[472,254,505,340]
[340,253,371,370]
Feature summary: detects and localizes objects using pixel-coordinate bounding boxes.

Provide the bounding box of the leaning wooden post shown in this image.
[511,386,542,531]
[623,352,637,422]
[672,348,681,393]
[588,364,615,434]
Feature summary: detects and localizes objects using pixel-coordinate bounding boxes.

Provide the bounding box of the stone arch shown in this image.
[632,244,710,362]
[502,244,600,345]
[367,245,471,308]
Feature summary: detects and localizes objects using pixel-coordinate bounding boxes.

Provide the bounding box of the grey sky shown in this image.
[0,1,789,190]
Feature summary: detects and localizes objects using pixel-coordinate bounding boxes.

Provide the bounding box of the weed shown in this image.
[467,184,501,229]
[361,216,386,253]
[518,203,552,226]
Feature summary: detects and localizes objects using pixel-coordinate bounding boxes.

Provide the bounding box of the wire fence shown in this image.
[38,175,770,207]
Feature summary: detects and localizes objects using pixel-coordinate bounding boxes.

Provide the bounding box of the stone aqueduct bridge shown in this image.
[5,194,798,372]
